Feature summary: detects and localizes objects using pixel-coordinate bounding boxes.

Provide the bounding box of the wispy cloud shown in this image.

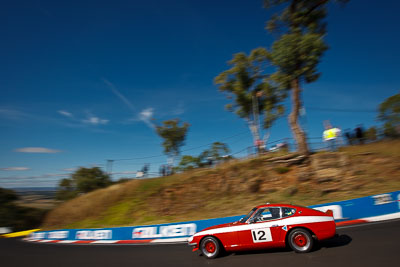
[124,107,156,129]
[0,108,31,120]
[1,107,79,129]
[102,78,157,130]
[14,147,62,153]
[0,167,30,171]
[82,116,109,125]
[80,110,109,125]
[58,110,73,118]
[0,107,81,129]
[139,108,155,129]
[57,109,111,130]
[139,108,154,120]
[102,78,135,112]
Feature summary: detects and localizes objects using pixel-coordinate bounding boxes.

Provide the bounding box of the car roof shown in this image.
[254,203,305,209]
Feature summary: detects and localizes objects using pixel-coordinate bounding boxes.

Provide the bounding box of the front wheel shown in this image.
[288,229,314,253]
[200,236,220,259]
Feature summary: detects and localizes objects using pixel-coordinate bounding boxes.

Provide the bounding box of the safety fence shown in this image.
[107,135,345,179]
[243,136,363,158]
[128,136,351,179]
[27,190,400,244]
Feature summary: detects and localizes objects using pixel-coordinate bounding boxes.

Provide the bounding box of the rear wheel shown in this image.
[288,229,313,253]
[200,236,220,259]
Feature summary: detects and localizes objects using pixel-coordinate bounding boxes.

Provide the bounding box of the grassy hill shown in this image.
[42,140,400,230]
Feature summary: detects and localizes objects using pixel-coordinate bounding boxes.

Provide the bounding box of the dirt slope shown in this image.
[42,140,400,229]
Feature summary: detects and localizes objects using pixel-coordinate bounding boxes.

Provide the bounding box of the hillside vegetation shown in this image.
[42,140,400,230]
[0,188,47,231]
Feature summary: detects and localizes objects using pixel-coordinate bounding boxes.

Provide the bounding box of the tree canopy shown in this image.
[200,142,230,162]
[178,155,202,171]
[156,119,190,160]
[56,167,111,200]
[377,93,400,138]
[72,167,111,193]
[378,93,400,126]
[178,142,231,171]
[215,48,285,145]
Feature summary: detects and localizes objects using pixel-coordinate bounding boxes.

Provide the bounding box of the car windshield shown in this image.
[239,207,257,223]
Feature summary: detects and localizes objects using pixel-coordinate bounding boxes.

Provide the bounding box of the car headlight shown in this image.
[188,236,193,242]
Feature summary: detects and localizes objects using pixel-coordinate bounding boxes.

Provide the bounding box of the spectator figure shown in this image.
[333,126,342,146]
[141,164,149,178]
[207,157,213,167]
[344,129,353,145]
[323,124,338,151]
[255,139,264,154]
[166,165,172,176]
[159,165,166,177]
[355,125,365,145]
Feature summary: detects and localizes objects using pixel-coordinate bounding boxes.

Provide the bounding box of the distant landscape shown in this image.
[12,188,58,210]
[12,187,56,192]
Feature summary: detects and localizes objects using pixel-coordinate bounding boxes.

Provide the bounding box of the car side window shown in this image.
[253,207,281,222]
[282,207,296,217]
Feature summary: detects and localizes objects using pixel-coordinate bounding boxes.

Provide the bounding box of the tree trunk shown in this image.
[289,78,310,155]
[248,120,260,153]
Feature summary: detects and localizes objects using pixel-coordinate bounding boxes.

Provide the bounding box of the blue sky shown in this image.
[1,0,399,188]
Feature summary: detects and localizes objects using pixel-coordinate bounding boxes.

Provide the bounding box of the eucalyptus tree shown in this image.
[215,48,284,148]
[264,0,349,155]
[156,119,190,164]
[378,93,400,138]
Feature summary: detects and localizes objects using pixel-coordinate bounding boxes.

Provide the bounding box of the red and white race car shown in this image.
[188,203,336,258]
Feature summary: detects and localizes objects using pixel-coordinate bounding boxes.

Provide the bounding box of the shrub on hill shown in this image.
[0,188,47,231]
[56,167,111,201]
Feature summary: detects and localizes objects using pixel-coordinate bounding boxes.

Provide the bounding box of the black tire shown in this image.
[200,236,220,259]
[287,229,314,253]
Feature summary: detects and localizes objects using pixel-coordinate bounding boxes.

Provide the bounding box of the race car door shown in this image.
[238,207,283,249]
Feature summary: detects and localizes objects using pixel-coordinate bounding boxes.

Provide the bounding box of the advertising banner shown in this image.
[28,190,400,243]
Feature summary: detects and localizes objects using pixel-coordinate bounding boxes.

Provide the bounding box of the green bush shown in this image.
[274,166,290,174]
[56,167,111,201]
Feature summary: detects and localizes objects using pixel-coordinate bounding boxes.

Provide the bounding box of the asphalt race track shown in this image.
[2,220,399,267]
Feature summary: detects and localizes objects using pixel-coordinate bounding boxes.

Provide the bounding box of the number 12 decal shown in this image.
[251,228,273,243]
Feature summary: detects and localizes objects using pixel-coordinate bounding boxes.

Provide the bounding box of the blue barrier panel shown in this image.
[311,190,400,222]
[30,190,400,242]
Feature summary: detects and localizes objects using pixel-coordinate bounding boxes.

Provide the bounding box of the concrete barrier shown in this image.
[26,190,400,244]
